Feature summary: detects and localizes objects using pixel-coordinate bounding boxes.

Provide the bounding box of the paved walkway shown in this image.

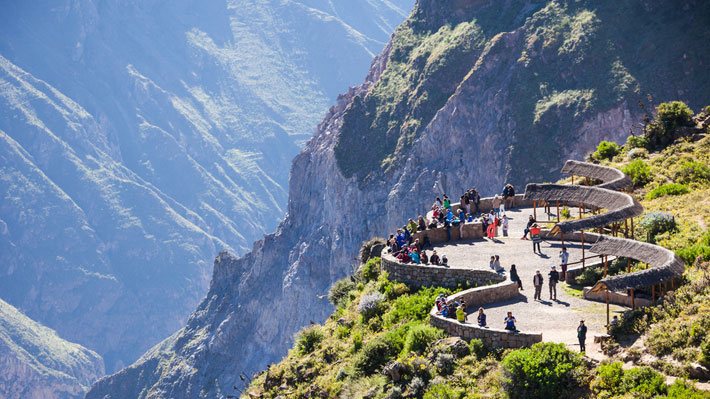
[429,206,626,357]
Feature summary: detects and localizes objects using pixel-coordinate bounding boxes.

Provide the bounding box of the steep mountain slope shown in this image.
[0,0,412,373]
[87,0,710,397]
[0,298,104,399]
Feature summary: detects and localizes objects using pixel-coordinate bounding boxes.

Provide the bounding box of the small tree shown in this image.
[622,160,651,187]
[593,141,620,160]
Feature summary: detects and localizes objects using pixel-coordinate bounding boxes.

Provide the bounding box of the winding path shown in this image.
[383,161,684,355]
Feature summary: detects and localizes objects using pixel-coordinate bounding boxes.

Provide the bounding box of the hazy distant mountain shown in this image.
[0,0,413,374]
[0,298,104,399]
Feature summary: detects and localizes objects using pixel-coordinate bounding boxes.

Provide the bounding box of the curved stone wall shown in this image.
[429,282,542,348]
[381,255,505,289]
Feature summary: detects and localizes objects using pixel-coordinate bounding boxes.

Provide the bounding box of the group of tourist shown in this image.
[435,293,466,323]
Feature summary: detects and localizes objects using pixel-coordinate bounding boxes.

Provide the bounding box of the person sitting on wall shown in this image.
[504,311,518,332]
[510,264,522,289]
[412,238,422,253]
[456,305,466,323]
[403,225,412,245]
[494,255,505,273]
[395,229,406,248]
[430,250,440,265]
[457,208,466,224]
[443,195,451,209]
[477,307,487,327]
[418,215,427,232]
[441,254,448,266]
[408,218,418,234]
[397,248,410,263]
[434,197,443,209]
[420,250,429,264]
[409,248,421,264]
[466,213,473,223]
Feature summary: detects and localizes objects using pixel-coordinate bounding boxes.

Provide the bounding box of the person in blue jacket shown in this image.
[395,229,406,248]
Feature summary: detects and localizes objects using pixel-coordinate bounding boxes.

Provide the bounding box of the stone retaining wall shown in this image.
[411,222,483,245]
[429,282,542,348]
[381,255,504,289]
[583,287,652,308]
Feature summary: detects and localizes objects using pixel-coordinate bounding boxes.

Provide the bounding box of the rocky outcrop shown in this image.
[0,299,104,399]
[87,1,710,397]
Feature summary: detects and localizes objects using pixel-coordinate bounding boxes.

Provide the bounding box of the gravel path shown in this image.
[428,205,626,358]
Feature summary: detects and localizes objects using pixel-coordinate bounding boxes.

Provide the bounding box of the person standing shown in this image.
[456,305,466,323]
[559,247,569,281]
[472,189,481,214]
[548,266,559,300]
[577,320,587,352]
[510,264,522,290]
[487,211,496,239]
[493,195,502,217]
[503,184,516,209]
[533,269,544,301]
[477,307,487,327]
[531,224,542,254]
[501,215,509,237]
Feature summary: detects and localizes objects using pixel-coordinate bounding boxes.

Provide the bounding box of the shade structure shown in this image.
[588,236,685,292]
[561,160,633,191]
[523,183,643,234]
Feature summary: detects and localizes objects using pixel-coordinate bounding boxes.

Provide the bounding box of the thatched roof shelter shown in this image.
[588,236,685,292]
[561,160,632,191]
[523,183,643,234]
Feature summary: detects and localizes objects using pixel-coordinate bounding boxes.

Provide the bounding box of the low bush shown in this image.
[646,183,690,200]
[628,147,649,159]
[647,101,695,150]
[665,379,708,399]
[434,353,456,375]
[641,211,677,243]
[423,383,465,399]
[403,324,445,355]
[294,325,324,356]
[620,366,667,398]
[328,278,355,308]
[575,257,630,286]
[623,159,652,187]
[352,330,363,352]
[358,292,385,320]
[469,338,485,359]
[676,231,710,264]
[590,361,624,398]
[361,257,381,282]
[626,134,651,150]
[593,140,620,160]
[674,160,710,185]
[352,336,395,375]
[501,342,587,399]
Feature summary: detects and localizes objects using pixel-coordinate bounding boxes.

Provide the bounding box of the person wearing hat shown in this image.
[548,265,560,300]
[533,269,544,300]
[577,320,587,352]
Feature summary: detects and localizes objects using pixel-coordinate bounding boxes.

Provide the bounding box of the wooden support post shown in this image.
[604,255,608,278]
[630,217,634,240]
[671,279,675,290]
[533,200,537,220]
[571,174,574,185]
[631,289,635,309]
[606,290,610,331]
[627,258,631,273]
[579,202,583,219]
[625,219,629,238]
[556,200,560,223]
[581,230,585,270]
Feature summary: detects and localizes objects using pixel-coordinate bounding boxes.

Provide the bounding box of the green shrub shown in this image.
[646,183,690,200]
[590,362,624,398]
[628,147,649,159]
[676,231,710,264]
[469,338,485,359]
[328,278,355,308]
[352,330,363,352]
[657,101,694,131]
[357,292,385,321]
[700,338,710,368]
[423,384,465,399]
[352,337,395,375]
[294,325,324,356]
[501,342,587,399]
[647,101,695,150]
[560,207,571,219]
[575,257,630,286]
[402,324,445,355]
[641,211,677,243]
[593,140,621,160]
[385,286,450,326]
[620,366,667,398]
[626,134,651,150]
[361,257,381,282]
[665,378,708,398]
[433,352,456,375]
[674,161,710,185]
[623,159,652,187]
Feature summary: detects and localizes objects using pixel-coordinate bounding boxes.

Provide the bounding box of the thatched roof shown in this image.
[588,236,685,292]
[561,160,632,191]
[523,183,643,234]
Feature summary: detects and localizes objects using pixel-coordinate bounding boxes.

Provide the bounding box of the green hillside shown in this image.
[244,102,710,398]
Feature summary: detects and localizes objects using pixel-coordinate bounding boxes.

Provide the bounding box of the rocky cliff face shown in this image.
[0,0,412,375]
[0,299,104,399]
[87,1,710,397]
